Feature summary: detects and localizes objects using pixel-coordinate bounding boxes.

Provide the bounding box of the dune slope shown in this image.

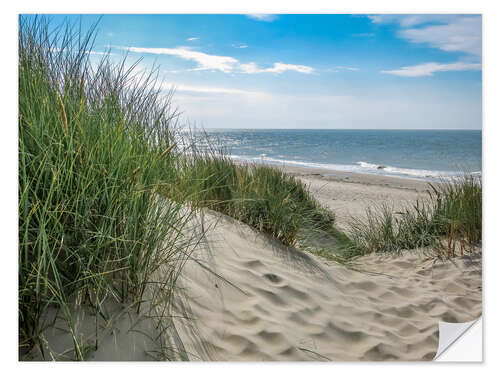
[175,211,482,361]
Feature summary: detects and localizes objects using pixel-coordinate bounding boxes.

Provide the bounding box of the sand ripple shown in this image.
[175,211,482,361]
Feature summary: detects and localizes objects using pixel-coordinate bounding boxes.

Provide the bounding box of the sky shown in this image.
[34,14,482,129]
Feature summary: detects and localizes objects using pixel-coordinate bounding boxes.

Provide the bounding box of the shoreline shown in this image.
[273,163,432,192]
[228,154,478,184]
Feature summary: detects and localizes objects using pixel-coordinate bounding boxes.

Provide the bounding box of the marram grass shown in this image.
[19,16,197,359]
[167,139,342,251]
[342,175,482,259]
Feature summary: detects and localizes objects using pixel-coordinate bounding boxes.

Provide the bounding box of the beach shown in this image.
[172,166,482,361]
[275,165,430,229]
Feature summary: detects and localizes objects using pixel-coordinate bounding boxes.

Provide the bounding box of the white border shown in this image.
[2,1,497,373]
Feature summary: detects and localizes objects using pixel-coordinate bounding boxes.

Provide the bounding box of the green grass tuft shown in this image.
[167,143,340,250]
[342,175,482,258]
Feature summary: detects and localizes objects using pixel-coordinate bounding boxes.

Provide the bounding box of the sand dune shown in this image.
[25,170,482,361]
[174,209,482,361]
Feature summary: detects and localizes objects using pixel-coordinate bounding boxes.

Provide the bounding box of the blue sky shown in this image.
[37,14,482,129]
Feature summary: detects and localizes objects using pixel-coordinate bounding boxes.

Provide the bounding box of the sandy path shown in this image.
[175,208,482,361]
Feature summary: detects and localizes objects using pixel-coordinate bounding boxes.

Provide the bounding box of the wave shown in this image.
[230,155,356,172]
[229,155,481,181]
[356,161,482,180]
[356,161,454,179]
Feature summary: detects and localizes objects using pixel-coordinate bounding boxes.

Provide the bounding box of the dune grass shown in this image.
[342,175,482,259]
[18,16,199,359]
[168,143,340,249]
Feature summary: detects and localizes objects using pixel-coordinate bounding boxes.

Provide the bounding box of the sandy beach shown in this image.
[277,165,430,228]
[173,166,482,361]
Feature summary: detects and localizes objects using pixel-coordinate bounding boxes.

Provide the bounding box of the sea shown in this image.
[201,129,482,182]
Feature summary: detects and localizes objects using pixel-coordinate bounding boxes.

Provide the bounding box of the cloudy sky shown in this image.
[42,14,482,129]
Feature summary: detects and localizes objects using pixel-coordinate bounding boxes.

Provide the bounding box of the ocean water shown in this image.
[203,129,482,181]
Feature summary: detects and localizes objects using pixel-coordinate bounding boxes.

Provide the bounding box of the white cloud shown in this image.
[324,66,359,73]
[117,46,313,75]
[86,51,112,56]
[268,63,313,74]
[368,15,456,27]
[335,66,360,71]
[232,44,248,49]
[400,16,482,56]
[119,46,238,73]
[246,14,278,22]
[164,82,267,97]
[238,63,260,73]
[240,62,314,74]
[368,15,482,57]
[51,47,112,56]
[186,37,199,41]
[381,62,482,77]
